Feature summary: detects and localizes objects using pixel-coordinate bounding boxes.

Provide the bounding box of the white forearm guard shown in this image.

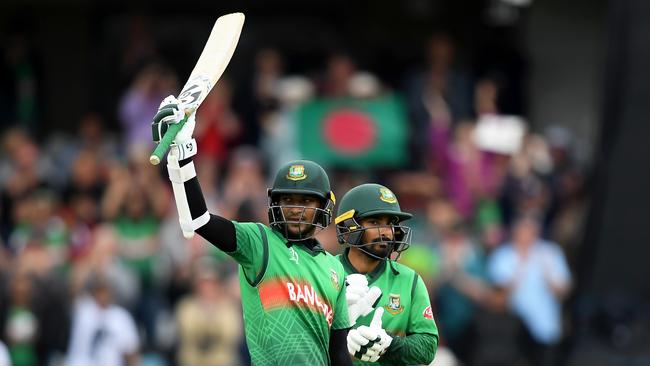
[167,140,208,238]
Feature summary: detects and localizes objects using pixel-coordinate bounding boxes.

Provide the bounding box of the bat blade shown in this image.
[150,12,245,165]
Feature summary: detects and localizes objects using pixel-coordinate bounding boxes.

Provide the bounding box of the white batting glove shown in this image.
[346,274,382,326]
[152,95,197,160]
[347,307,393,362]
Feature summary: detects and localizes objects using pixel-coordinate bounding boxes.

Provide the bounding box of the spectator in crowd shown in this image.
[544,126,588,266]
[0,129,55,243]
[429,120,501,220]
[431,219,489,364]
[426,197,463,245]
[548,169,587,268]
[488,215,572,366]
[118,62,177,148]
[75,113,121,159]
[498,134,552,228]
[475,199,506,254]
[70,225,139,310]
[217,147,268,223]
[8,190,68,272]
[7,232,71,365]
[62,149,106,207]
[2,272,38,366]
[259,76,313,174]
[45,114,120,179]
[175,261,242,366]
[233,48,284,146]
[405,33,473,168]
[319,52,357,97]
[67,273,140,366]
[194,79,243,165]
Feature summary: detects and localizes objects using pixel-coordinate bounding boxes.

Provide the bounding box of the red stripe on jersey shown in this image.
[258,278,334,326]
[259,280,292,309]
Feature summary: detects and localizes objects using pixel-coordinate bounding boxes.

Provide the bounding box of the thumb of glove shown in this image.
[364,287,382,308]
[370,307,384,330]
[174,111,196,144]
[346,273,368,287]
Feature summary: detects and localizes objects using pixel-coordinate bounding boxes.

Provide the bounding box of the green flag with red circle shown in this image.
[296,94,409,168]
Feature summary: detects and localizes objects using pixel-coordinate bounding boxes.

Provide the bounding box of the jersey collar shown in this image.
[298,239,325,256]
[342,248,386,284]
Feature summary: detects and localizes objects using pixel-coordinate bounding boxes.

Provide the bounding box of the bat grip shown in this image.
[149,117,187,165]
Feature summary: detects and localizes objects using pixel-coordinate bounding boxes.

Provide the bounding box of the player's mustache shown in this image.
[370,236,393,244]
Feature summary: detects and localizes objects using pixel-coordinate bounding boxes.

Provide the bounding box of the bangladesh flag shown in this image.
[296,94,409,169]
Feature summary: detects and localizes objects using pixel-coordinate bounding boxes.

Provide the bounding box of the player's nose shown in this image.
[287,206,304,217]
[378,226,394,239]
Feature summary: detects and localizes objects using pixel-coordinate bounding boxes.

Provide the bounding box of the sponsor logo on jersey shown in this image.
[330,269,340,290]
[384,293,404,315]
[286,165,307,181]
[423,305,434,320]
[286,282,334,326]
[379,187,397,203]
[289,247,299,264]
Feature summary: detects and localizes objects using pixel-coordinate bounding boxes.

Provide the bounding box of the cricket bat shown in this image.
[152,12,244,239]
[149,12,245,165]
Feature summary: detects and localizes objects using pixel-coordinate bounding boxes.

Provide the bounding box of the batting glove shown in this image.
[347,307,393,362]
[152,95,197,160]
[346,274,382,326]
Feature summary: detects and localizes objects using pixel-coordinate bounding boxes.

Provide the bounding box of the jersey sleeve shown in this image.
[408,274,439,336]
[229,222,266,285]
[331,264,351,330]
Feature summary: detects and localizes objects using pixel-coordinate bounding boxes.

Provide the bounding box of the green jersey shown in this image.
[337,251,439,366]
[229,222,350,366]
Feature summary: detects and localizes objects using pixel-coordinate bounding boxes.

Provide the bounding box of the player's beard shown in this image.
[285,221,316,240]
[362,236,393,259]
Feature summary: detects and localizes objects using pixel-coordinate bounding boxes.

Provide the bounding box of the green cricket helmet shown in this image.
[335,183,412,260]
[268,160,336,241]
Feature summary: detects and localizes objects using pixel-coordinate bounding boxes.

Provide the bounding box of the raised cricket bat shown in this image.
[149,12,245,165]
[152,12,244,239]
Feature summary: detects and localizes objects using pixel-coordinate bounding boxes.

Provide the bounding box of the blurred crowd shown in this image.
[0,20,589,366]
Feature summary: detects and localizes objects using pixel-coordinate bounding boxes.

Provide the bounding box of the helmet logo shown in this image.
[379,187,397,203]
[287,165,307,181]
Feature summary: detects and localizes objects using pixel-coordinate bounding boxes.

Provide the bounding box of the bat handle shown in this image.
[149,117,187,165]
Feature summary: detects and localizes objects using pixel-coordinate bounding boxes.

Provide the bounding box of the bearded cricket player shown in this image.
[151,96,352,366]
[335,183,439,365]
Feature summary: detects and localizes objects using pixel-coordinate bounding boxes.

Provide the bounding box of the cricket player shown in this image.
[152,96,352,366]
[334,183,439,365]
